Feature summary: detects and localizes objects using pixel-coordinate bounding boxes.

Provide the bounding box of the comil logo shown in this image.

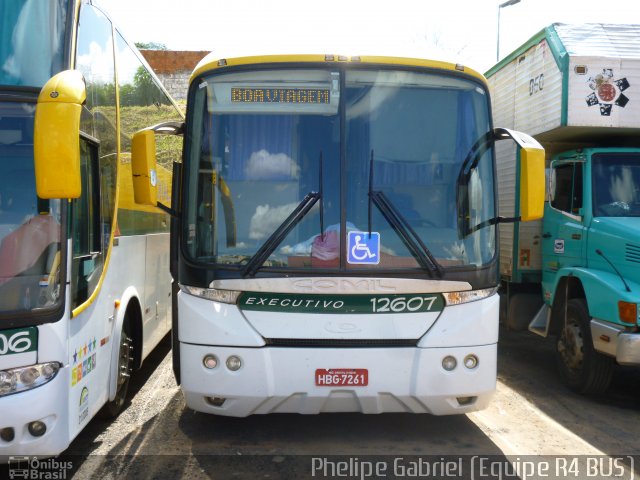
[585,68,630,116]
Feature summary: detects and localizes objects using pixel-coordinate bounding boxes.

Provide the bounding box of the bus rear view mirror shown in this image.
[131,121,184,211]
[34,70,86,199]
[518,146,545,221]
[131,129,158,206]
[494,128,545,222]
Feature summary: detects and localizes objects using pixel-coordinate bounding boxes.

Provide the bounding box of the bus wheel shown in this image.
[99,317,133,418]
[555,298,614,394]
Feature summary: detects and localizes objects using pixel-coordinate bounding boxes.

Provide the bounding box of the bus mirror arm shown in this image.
[156,201,180,218]
[457,128,545,237]
[147,121,185,136]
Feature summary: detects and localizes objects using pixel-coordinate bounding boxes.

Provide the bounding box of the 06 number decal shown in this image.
[0,331,33,355]
[370,296,438,313]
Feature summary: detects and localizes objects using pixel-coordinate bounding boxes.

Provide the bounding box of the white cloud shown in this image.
[249,202,298,240]
[244,149,299,180]
[76,40,113,85]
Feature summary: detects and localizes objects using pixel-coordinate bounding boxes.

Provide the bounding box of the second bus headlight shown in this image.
[180,285,241,304]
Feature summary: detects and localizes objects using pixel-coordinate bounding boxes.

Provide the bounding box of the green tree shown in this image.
[135,42,167,50]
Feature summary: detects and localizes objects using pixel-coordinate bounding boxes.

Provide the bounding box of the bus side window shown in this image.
[72,4,117,308]
[72,138,101,306]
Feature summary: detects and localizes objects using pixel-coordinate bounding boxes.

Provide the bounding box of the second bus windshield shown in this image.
[185,66,495,273]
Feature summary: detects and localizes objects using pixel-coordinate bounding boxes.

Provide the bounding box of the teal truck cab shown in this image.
[487,24,640,393]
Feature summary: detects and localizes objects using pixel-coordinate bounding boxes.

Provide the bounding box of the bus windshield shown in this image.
[184,66,496,274]
[0,100,62,313]
[0,0,68,88]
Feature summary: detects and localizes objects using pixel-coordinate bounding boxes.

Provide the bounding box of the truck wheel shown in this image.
[99,317,133,418]
[555,298,614,394]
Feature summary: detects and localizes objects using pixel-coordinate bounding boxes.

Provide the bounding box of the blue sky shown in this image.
[100,0,639,74]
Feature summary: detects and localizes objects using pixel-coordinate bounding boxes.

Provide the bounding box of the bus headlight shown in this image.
[443,287,498,306]
[0,362,61,397]
[180,285,241,304]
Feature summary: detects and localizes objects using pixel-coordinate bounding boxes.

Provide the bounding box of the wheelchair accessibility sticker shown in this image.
[347,231,380,265]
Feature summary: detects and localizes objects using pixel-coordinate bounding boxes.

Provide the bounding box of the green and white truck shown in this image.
[487,23,640,393]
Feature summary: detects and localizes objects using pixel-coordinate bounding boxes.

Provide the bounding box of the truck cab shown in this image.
[488,23,640,394]
[538,148,640,392]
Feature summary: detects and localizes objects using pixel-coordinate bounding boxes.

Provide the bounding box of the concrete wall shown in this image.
[140,50,209,101]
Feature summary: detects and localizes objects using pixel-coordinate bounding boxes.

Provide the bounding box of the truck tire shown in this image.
[555,298,614,394]
[99,316,133,418]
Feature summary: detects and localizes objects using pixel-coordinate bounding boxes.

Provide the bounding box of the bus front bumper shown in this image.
[180,343,496,417]
[0,365,70,461]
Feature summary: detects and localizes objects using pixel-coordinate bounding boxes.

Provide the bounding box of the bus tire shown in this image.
[555,298,614,394]
[99,316,134,418]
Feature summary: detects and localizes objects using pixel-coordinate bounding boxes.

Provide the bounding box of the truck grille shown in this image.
[625,243,640,264]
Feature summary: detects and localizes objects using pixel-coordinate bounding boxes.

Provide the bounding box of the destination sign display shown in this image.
[231,87,330,104]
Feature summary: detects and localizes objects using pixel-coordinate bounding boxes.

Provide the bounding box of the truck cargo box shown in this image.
[486,23,640,281]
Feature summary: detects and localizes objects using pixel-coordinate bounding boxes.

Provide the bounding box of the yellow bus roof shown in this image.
[190,53,487,86]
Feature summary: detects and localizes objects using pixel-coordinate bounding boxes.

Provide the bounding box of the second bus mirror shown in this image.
[131,121,184,208]
[34,70,86,199]
[131,129,158,206]
[518,146,545,222]
[494,127,545,222]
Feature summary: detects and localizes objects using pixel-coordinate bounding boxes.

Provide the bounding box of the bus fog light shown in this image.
[28,421,46,437]
[203,354,218,369]
[442,356,457,371]
[226,355,242,371]
[464,354,479,369]
[0,427,15,442]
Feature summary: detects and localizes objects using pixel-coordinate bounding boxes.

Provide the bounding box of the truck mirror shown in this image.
[34,70,86,199]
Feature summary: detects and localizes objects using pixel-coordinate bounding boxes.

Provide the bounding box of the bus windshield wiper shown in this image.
[242,152,324,277]
[368,151,443,277]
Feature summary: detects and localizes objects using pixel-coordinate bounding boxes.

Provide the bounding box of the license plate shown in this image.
[315,368,368,386]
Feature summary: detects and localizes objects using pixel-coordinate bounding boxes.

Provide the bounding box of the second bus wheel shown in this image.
[99,316,134,418]
[555,298,614,394]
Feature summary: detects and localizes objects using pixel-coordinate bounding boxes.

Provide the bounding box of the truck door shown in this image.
[542,161,585,299]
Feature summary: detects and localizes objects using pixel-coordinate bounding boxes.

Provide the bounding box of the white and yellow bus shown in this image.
[133,53,544,417]
[0,0,182,457]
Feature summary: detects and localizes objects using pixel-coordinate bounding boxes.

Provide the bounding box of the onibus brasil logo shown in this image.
[585,68,630,116]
